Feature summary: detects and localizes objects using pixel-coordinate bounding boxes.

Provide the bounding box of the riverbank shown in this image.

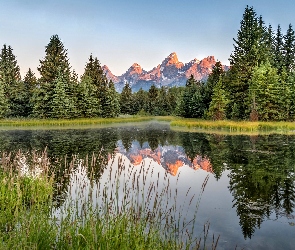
[0,116,295,134]
[169,119,295,134]
[0,116,154,127]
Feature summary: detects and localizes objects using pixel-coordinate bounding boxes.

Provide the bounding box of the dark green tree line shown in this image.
[223,6,295,121]
[1,5,295,122]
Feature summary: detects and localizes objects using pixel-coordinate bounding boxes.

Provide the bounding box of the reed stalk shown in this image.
[0,149,215,249]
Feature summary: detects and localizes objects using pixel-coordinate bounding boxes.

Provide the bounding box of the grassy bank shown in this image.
[0,116,155,128]
[169,119,295,134]
[1,116,293,134]
[0,150,208,249]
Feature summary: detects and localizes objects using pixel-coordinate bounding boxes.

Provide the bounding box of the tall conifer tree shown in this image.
[0,79,9,118]
[0,45,21,87]
[258,17,275,65]
[81,55,112,116]
[76,76,101,118]
[207,77,229,120]
[274,25,285,74]
[20,68,37,117]
[166,86,181,115]
[288,72,295,120]
[34,35,73,118]
[120,83,134,115]
[176,75,205,118]
[38,35,71,84]
[264,25,275,66]
[157,86,171,115]
[50,70,76,119]
[283,24,295,72]
[227,6,262,119]
[103,81,120,118]
[134,88,148,114]
[81,54,108,102]
[204,61,224,110]
[0,45,23,117]
[249,62,285,121]
[147,85,159,115]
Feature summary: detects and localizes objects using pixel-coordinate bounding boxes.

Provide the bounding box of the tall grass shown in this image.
[0,116,155,128]
[0,150,55,249]
[170,119,295,134]
[0,150,214,249]
[1,116,295,135]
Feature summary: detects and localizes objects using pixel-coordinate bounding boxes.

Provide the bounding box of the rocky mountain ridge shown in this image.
[102,52,228,92]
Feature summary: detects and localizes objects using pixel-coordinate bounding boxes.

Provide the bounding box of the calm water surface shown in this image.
[1,121,295,249]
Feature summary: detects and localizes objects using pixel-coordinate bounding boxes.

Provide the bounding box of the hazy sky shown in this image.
[1,0,295,77]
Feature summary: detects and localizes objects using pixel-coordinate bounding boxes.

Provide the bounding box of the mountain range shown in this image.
[102,52,228,92]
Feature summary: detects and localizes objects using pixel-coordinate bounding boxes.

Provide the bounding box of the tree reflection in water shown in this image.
[0,122,294,240]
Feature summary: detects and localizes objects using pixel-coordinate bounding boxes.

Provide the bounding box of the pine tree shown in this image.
[274,25,285,74]
[134,88,148,114]
[81,55,108,95]
[24,68,37,89]
[20,68,37,117]
[34,35,72,118]
[227,6,264,119]
[103,81,120,118]
[120,83,134,115]
[75,76,101,118]
[278,68,292,120]
[190,84,206,118]
[186,74,197,87]
[0,79,9,118]
[0,45,25,117]
[176,75,206,118]
[176,76,196,117]
[0,45,21,87]
[166,86,182,115]
[175,92,186,117]
[147,85,159,115]
[70,70,79,85]
[8,81,28,117]
[81,55,110,116]
[50,70,76,119]
[207,77,229,120]
[204,61,224,110]
[264,25,275,66]
[32,83,51,118]
[288,72,295,120]
[283,24,295,72]
[258,17,276,65]
[249,61,284,121]
[157,86,171,115]
[38,35,71,84]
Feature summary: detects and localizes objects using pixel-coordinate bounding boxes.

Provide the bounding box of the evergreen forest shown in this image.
[1,6,295,121]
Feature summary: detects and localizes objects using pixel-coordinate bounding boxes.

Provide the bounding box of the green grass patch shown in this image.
[154,116,178,122]
[170,118,295,134]
[0,116,180,128]
[1,116,295,135]
[0,116,156,129]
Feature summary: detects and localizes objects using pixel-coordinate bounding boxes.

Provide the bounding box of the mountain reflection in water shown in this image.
[0,122,295,249]
[115,140,212,176]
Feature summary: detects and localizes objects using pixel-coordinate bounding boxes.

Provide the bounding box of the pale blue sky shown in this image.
[1,0,295,77]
